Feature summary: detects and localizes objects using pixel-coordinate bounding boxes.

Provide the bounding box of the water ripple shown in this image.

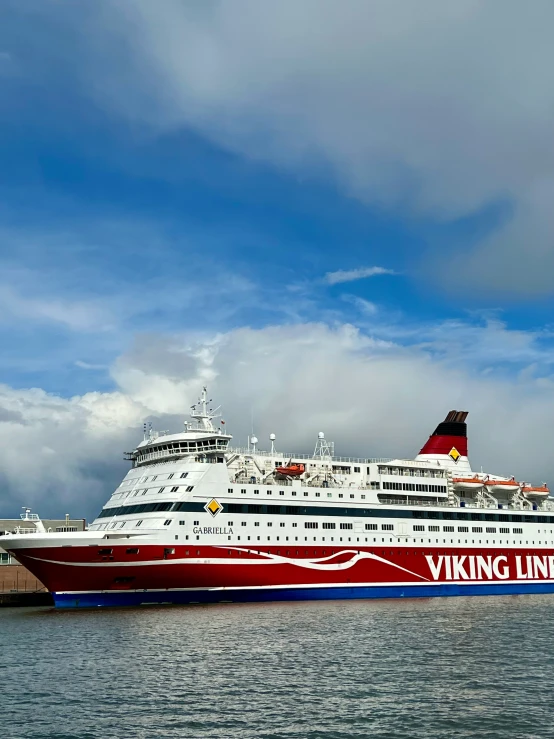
[0,595,552,739]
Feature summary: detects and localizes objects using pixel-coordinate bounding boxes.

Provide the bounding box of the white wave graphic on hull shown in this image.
[24,548,430,581]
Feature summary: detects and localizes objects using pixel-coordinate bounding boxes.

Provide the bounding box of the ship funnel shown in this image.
[415,410,471,473]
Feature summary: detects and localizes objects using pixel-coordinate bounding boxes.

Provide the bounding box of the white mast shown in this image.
[313,431,334,459]
[189,387,220,432]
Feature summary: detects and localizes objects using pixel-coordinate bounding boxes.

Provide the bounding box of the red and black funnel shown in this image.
[418,410,468,457]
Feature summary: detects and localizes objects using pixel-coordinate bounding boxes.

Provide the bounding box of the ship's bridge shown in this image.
[126,387,232,467]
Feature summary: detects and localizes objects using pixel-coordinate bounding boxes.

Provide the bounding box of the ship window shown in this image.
[164,520,171,526]
[126,548,139,554]
[180,473,188,479]
[136,520,143,527]
[340,523,353,530]
[305,522,318,529]
[323,522,336,530]
[354,467,360,473]
[513,528,523,534]
[170,486,179,493]
[179,520,185,525]
[279,491,284,496]
[413,525,425,532]
[429,526,440,532]
[382,524,393,531]
[186,486,194,492]
[499,527,510,534]
[458,526,469,533]
[228,488,233,493]
[304,492,309,496]
[241,489,246,494]
[152,476,157,481]
[98,548,112,555]
[350,494,355,499]
[158,487,165,493]
[472,527,483,533]
[486,527,496,533]
[194,520,199,525]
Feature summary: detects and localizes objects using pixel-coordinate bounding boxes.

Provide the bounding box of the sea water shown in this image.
[1,595,553,739]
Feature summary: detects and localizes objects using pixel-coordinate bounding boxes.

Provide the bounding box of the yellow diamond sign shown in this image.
[205,498,222,517]
[449,447,461,462]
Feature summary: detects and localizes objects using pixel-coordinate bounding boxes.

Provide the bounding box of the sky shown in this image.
[2,1,554,521]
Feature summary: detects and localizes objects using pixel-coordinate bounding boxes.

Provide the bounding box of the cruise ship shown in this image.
[4,388,554,608]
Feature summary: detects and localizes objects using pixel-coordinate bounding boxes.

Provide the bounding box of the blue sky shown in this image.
[3,2,554,519]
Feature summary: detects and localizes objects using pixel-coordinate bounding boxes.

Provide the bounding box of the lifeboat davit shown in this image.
[452,476,485,491]
[485,477,520,494]
[522,484,550,497]
[275,463,305,477]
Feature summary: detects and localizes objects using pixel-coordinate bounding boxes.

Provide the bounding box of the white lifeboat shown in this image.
[452,476,485,491]
[485,477,520,495]
[522,484,550,498]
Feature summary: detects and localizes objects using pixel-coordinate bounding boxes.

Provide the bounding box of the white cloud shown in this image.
[3,319,554,521]
[325,266,394,285]
[60,0,554,294]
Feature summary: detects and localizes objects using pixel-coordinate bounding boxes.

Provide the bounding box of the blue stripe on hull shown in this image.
[54,581,554,609]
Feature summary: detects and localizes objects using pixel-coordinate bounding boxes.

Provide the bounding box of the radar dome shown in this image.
[318,431,325,439]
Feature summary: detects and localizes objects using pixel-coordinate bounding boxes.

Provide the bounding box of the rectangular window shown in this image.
[164,520,171,526]
[170,486,179,493]
[228,488,233,493]
[98,548,113,555]
[429,525,440,532]
[513,528,523,534]
[136,520,143,527]
[340,523,353,530]
[186,486,194,492]
[486,527,497,533]
[443,525,454,532]
[499,527,510,534]
[126,548,139,554]
[458,526,469,533]
[158,487,165,493]
[322,522,336,530]
[365,524,377,531]
[382,524,393,531]
[305,522,318,529]
[413,525,425,532]
[472,527,483,533]
[354,467,360,473]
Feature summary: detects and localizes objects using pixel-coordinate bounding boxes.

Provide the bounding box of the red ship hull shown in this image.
[12,543,554,608]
